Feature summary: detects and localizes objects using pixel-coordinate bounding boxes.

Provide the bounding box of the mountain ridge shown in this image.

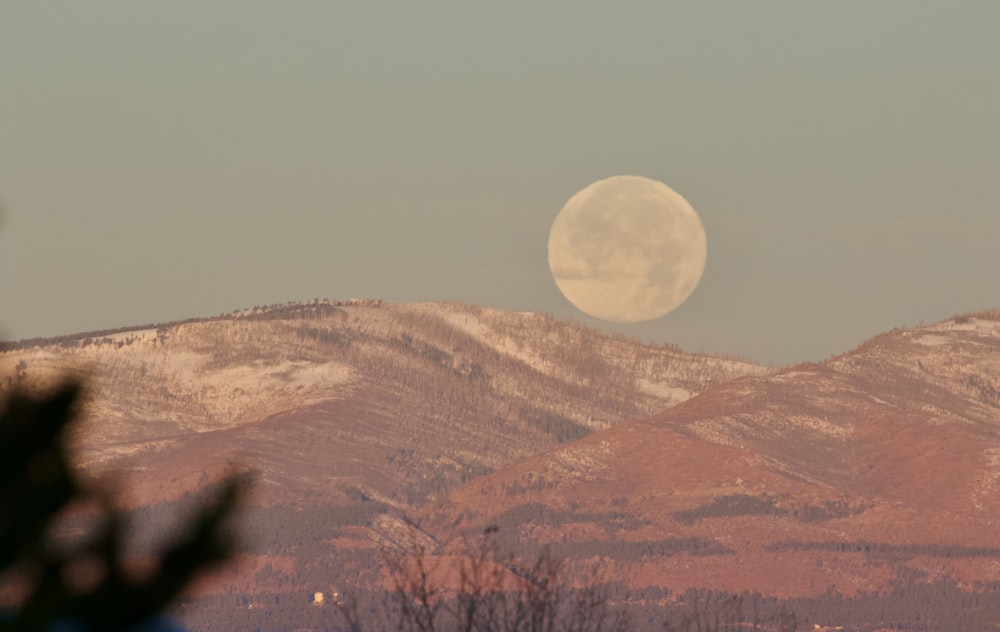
[6,300,1000,627]
[0,299,765,510]
[428,310,1000,598]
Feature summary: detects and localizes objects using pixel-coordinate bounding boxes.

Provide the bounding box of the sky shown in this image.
[2,2,998,365]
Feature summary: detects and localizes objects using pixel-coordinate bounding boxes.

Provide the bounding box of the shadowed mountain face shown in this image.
[433,311,1000,598]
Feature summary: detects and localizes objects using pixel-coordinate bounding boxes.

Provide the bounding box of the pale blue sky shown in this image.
[2,2,998,364]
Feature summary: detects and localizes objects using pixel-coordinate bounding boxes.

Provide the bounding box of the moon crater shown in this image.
[547,175,707,323]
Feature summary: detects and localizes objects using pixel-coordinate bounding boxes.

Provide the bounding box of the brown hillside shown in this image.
[432,312,1000,598]
[0,300,764,509]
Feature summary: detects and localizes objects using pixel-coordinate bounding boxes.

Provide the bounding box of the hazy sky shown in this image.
[2,2,998,364]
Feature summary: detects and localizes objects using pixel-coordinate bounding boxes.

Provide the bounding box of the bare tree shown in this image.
[340,525,626,632]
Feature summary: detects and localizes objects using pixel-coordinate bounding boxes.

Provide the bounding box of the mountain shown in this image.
[431,310,1000,599]
[0,300,763,508]
[0,299,765,611]
[12,302,1000,629]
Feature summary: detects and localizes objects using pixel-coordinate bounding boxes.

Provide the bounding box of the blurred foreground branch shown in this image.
[0,381,246,631]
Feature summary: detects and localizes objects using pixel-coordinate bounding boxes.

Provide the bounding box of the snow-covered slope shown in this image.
[0,299,766,507]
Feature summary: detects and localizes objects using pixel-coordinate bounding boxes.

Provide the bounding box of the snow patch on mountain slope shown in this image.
[914,334,949,347]
[637,379,691,402]
[433,307,553,372]
[925,319,1000,336]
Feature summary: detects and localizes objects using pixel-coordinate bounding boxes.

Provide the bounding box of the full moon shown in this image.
[548,175,707,323]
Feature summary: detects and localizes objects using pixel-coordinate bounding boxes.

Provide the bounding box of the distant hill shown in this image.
[0,299,767,627]
[0,300,764,508]
[431,310,1000,600]
[8,303,1000,630]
